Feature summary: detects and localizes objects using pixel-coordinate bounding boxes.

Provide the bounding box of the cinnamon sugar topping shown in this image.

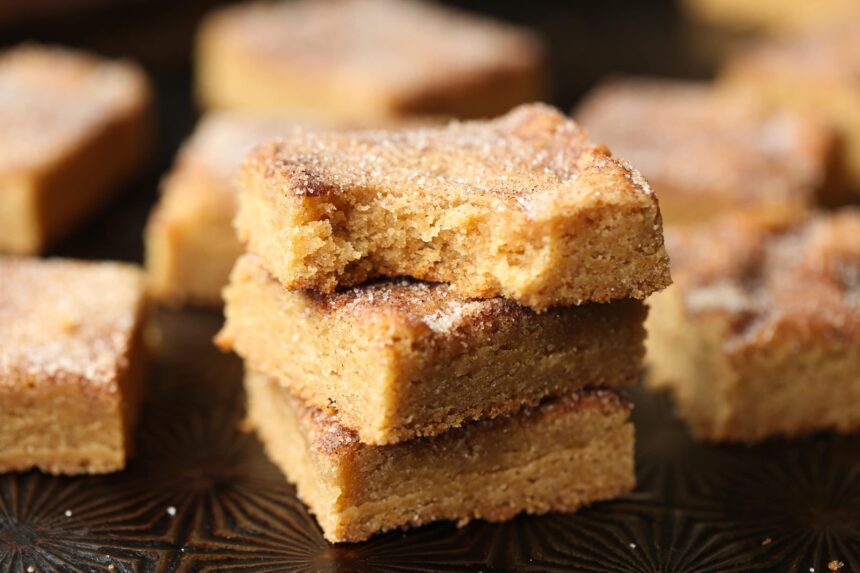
[669,210,860,344]
[0,258,146,391]
[244,103,652,208]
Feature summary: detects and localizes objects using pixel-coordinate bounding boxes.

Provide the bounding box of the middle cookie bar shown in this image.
[218,254,647,445]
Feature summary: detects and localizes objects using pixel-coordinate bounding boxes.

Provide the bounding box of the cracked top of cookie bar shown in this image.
[576,78,836,202]
[292,385,631,457]
[0,44,148,175]
[206,0,542,92]
[666,209,860,345]
[0,257,146,393]
[243,103,655,210]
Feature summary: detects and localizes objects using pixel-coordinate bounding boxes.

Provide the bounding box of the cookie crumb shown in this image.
[761,537,772,546]
[828,561,845,571]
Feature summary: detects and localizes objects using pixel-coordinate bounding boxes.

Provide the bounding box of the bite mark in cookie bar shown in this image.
[576,78,844,225]
[647,209,860,442]
[196,0,544,119]
[245,369,635,543]
[0,257,150,474]
[236,103,671,310]
[218,254,647,445]
[0,44,152,254]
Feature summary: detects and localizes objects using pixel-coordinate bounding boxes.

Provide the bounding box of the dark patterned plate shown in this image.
[2,308,859,572]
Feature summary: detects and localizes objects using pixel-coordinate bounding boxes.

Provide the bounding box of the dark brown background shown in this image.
[2,2,859,571]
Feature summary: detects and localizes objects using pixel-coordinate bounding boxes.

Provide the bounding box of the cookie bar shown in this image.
[245,369,635,543]
[196,0,544,120]
[218,254,646,445]
[145,113,301,306]
[576,78,844,225]
[0,257,150,474]
[0,45,152,254]
[682,0,858,32]
[722,21,860,190]
[236,104,671,310]
[647,209,860,442]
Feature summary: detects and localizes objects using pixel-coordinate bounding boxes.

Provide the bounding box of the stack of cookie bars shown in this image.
[217,103,672,542]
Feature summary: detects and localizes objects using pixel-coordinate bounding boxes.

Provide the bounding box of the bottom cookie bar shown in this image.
[245,369,634,543]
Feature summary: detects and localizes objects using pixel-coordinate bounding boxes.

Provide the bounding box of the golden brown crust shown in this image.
[576,78,843,224]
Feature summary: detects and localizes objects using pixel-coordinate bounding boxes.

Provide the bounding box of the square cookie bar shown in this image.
[647,209,860,442]
[682,0,858,32]
[576,78,843,225]
[236,104,671,310]
[196,0,544,120]
[0,45,152,254]
[246,369,635,543]
[218,254,646,445]
[722,20,860,190]
[145,113,299,306]
[0,257,150,474]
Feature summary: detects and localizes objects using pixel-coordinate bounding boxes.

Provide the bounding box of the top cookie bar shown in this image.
[236,103,671,310]
[196,0,544,119]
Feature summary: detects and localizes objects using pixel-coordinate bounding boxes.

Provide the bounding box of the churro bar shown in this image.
[647,209,860,443]
[145,113,300,306]
[236,104,671,310]
[0,45,152,254]
[576,78,844,225]
[0,257,150,474]
[245,369,635,543]
[722,21,860,190]
[218,254,646,445]
[196,0,544,120]
[682,0,859,32]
